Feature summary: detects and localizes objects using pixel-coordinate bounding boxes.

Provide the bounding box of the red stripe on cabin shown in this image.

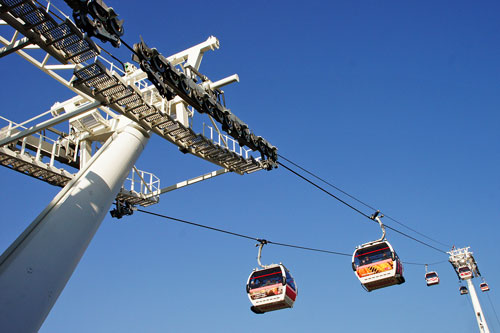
[251,271,281,280]
[286,285,297,301]
[355,247,389,257]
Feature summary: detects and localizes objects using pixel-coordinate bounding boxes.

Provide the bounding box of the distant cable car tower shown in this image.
[448,247,490,333]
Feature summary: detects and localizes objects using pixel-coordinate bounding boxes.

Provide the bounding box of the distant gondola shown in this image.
[458,266,472,280]
[460,286,468,295]
[480,282,490,292]
[425,271,439,287]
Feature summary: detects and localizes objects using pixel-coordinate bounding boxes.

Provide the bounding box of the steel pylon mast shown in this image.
[0,0,277,331]
[448,247,490,333]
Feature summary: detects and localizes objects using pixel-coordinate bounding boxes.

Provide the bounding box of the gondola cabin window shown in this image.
[285,269,296,291]
[248,267,283,290]
[354,243,392,268]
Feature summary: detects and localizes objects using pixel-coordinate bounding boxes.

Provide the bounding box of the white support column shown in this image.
[79,139,93,168]
[174,101,189,127]
[466,279,490,333]
[0,118,150,333]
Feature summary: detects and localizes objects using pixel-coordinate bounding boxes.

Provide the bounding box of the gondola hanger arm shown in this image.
[256,239,271,269]
[370,210,386,242]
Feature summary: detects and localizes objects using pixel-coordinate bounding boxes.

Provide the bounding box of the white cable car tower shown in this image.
[0,0,277,331]
[448,247,490,333]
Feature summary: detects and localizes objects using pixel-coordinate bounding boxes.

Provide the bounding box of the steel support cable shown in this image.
[401,260,448,266]
[383,225,448,254]
[277,161,449,255]
[278,154,452,249]
[136,209,442,265]
[100,46,126,69]
[277,161,372,219]
[121,39,139,58]
[136,209,258,242]
[137,209,351,256]
[486,292,500,329]
[267,241,351,257]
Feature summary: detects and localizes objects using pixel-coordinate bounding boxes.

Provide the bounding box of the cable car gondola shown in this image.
[246,240,298,314]
[424,264,439,286]
[458,266,472,280]
[460,285,468,295]
[480,281,490,292]
[352,212,405,292]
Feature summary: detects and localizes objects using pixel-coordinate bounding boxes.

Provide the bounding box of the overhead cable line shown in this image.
[277,161,371,219]
[120,39,137,57]
[277,161,449,255]
[137,209,355,257]
[486,292,500,329]
[278,154,452,249]
[100,46,126,69]
[135,209,443,266]
[402,260,448,266]
[383,225,448,255]
[136,209,258,242]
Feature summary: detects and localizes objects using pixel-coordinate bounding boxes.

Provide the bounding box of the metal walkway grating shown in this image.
[0,146,72,187]
[73,61,263,175]
[0,145,158,206]
[0,0,99,63]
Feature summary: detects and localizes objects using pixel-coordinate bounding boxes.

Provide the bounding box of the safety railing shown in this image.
[202,123,255,160]
[122,167,160,202]
[0,116,75,167]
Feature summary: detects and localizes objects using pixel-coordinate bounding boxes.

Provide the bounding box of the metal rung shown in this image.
[74,61,107,83]
[175,129,194,140]
[199,145,218,155]
[192,141,211,152]
[179,133,197,142]
[119,94,142,108]
[169,127,187,138]
[207,149,230,159]
[151,117,174,128]
[220,153,240,164]
[144,113,162,123]
[230,159,251,168]
[164,123,182,135]
[0,2,99,63]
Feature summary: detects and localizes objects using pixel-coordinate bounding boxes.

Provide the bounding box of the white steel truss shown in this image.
[0,0,268,208]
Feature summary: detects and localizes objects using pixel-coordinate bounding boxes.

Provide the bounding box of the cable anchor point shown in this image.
[110,200,135,219]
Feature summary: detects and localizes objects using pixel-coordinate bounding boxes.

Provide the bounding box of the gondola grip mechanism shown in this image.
[370,210,386,242]
[256,239,271,269]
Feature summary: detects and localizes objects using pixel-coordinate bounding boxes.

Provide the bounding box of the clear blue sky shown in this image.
[1,0,499,332]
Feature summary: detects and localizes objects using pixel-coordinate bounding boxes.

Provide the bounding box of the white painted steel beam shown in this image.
[210,74,240,89]
[167,36,219,69]
[0,101,101,147]
[0,118,150,332]
[0,36,31,58]
[158,168,230,195]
